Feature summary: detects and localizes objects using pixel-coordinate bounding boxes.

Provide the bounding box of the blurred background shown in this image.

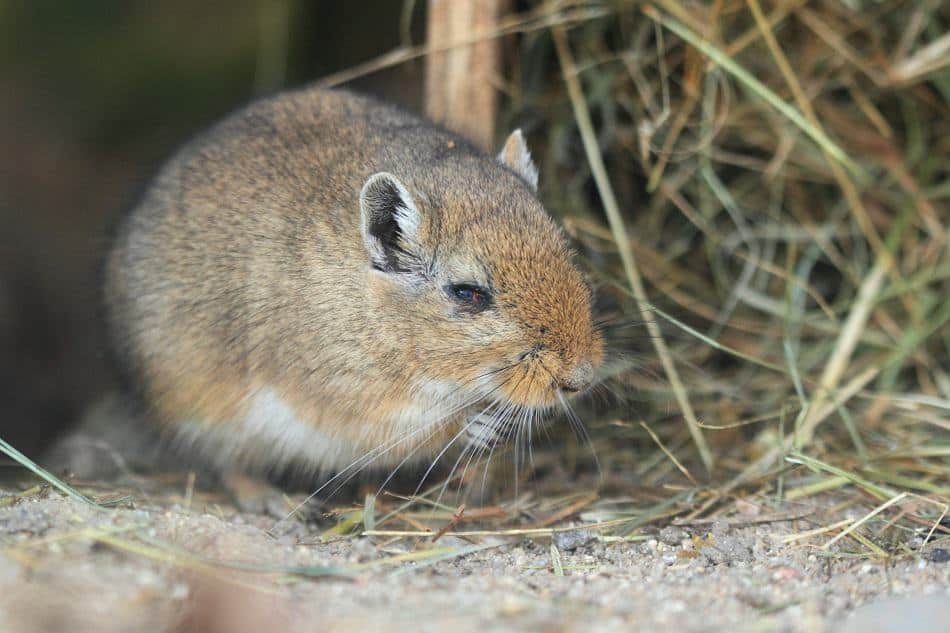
[1,1,427,455]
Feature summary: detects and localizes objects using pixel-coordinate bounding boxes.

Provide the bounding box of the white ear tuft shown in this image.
[497,129,539,191]
[359,172,421,272]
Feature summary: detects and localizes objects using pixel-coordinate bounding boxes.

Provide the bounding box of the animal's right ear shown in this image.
[497,129,539,192]
[359,172,422,273]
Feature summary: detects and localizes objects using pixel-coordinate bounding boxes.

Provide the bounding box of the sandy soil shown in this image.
[0,482,948,633]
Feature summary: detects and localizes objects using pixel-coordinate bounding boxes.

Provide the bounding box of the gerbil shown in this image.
[104,85,603,479]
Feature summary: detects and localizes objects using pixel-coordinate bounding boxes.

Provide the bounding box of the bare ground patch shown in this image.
[1,479,947,633]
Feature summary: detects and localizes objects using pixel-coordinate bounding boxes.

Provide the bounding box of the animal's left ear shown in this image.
[497,129,538,192]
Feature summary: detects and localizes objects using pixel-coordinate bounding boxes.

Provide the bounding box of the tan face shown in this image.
[425,209,604,410]
[359,148,603,419]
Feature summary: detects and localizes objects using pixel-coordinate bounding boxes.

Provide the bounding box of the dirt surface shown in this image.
[0,484,948,633]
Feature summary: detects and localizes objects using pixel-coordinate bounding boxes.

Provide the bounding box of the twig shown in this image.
[431,504,465,542]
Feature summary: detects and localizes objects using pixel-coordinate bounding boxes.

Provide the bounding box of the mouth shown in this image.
[465,353,597,417]
[451,376,595,471]
[497,380,590,409]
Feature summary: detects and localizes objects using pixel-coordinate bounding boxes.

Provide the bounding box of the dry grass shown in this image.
[484,0,948,558]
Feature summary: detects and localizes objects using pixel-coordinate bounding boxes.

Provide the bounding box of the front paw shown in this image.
[220,471,325,523]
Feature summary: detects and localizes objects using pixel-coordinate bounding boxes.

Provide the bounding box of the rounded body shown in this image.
[106,86,602,475]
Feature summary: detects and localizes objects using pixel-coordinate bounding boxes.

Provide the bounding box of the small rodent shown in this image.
[104,85,603,478]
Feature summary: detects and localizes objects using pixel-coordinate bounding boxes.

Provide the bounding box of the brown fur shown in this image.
[104,86,603,475]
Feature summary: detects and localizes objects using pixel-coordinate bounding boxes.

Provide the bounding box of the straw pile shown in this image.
[477,0,948,546]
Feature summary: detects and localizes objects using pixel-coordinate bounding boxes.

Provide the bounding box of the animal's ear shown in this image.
[497,129,538,192]
[360,172,422,273]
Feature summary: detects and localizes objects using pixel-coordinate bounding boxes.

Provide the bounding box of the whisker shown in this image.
[273,376,501,527]
[557,390,602,480]
[419,366,529,509]
[439,398,513,507]
[522,405,536,475]
[416,393,508,503]
[458,363,535,502]
[475,401,517,500]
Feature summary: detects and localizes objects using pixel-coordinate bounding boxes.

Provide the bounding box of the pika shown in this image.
[104,86,603,479]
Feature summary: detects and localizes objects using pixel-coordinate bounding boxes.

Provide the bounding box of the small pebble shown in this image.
[659,526,688,546]
[925,548,950,563]
[553,529,594,552]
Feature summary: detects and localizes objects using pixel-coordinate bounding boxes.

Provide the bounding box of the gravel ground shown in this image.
[0,487,948,633]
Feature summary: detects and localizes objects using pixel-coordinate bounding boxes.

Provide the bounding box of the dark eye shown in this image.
[447,283,492,312]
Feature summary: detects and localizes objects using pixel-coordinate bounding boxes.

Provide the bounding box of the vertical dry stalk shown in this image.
[425,0,506,150]
[796,263,888,444]
[552,26,713,473]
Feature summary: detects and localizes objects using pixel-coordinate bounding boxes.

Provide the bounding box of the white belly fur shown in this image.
[173,387,359,473]
[172,382,474,474]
